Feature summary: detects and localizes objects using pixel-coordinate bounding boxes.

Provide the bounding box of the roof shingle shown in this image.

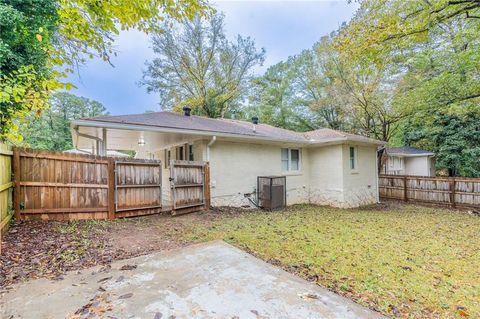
[79,111,383,145]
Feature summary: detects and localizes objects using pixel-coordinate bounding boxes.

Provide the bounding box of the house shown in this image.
[71,108,385,209]
[383,147,435,176]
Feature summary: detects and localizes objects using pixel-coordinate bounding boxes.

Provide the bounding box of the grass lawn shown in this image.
[186,204,480,318]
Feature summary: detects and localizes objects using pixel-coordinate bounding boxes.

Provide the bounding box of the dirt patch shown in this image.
[0,207,251,289]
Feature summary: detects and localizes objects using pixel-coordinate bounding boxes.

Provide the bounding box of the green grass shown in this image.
[186,204,480,318]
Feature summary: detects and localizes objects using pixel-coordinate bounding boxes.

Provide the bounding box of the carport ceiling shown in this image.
[73,126,202,152]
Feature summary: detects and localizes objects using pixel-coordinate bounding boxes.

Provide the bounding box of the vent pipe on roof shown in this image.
[183,106,191,116]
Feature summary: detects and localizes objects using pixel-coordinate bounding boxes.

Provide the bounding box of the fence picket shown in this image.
[379,174,479,209]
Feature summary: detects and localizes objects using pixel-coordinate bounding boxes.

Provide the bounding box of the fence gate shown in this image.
[114,159,163,218]
[170,160,209,215]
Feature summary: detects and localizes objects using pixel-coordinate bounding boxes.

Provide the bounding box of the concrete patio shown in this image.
[1,241,384,318]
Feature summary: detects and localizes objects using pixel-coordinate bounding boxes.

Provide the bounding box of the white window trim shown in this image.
[281,148,302,173]
[349,146,358,173]
[188,143,194,161]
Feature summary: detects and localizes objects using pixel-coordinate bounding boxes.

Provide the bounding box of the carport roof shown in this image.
[73,111,384,145]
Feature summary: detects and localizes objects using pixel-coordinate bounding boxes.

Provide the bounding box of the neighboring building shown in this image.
[383,147,436,176]
[64,148,130,157]
[71,109,385,209]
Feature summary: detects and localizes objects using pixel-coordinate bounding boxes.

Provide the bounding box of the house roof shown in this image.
[386,147,435,157]
[74,111,384,145]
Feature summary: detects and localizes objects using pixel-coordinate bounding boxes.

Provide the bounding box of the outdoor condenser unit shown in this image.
[257,176,286,210]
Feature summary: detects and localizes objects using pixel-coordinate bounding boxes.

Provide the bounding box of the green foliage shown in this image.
[331,0,480,176]
[0,0,59,141]
[403,110,480,177]
[247,60,315,131]
[141,13,265,118]
[250,34,407,140]
[0,0,211,140]
[21,92,108,151]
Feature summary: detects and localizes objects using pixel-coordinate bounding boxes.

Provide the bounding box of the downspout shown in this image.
[206,136,216,161]
[375,148,381,203]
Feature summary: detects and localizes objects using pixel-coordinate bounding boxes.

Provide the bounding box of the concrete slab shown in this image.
[1,241,385,319]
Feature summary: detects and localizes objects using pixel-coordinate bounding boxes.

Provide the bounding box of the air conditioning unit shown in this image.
[257,176,286,210]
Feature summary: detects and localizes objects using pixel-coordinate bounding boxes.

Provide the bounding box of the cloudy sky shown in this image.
[68,0,358,115]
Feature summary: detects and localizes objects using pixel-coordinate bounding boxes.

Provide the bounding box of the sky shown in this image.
[68,0,358,115]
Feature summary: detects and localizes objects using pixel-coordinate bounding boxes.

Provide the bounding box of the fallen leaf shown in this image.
[120,264,137,271]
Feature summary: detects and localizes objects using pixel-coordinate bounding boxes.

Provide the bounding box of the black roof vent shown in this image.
[183,106,191,116]
[252,116,259,125]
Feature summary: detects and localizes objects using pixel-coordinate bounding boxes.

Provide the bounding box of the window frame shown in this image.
[349,146,358,171]
[188,144,194,161]
[281,148,302,173]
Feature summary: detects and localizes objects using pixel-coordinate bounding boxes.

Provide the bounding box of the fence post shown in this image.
[204,162,211,210]
[107,157,115,220]
[13,148,21,221]
[449,178,456,208]
[403,176,408,202]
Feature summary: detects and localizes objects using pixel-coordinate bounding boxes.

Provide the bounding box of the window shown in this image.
[388,156,403,170]
[188,144,194,161]
[281,149,289,171]
[281,148,301,172]
[178,146,184,160]
[349,146,357,170]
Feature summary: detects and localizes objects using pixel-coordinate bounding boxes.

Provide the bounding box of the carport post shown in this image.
[204,162,211,210]
[107,157,116,220]
[102,128,107,156]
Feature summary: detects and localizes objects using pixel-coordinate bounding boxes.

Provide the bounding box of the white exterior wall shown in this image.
[308,145,345,207]
[208,141,310,207]
[152,138,379,209]
[209,141,378,208]
[405,156,434,176]
[341,145,378,208]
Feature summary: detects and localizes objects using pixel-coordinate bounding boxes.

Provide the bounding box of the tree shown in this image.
[21,92,108,151]
[335,0,480,175]
[0,0,59,141]
[338,0,480,63]
[1,0,211,140]
[248,60,315,131]
[141,13,265,118]
[402,110,480,177]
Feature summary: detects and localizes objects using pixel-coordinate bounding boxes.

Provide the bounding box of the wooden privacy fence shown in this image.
[379,174,480,209]
[0,143,13,252]
[11,148,208,221]
[170,160,210,215]
[115,159,163,218]
[14,148,111,220]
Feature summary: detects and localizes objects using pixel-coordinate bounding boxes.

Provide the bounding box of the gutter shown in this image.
[375,149,380,203]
